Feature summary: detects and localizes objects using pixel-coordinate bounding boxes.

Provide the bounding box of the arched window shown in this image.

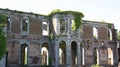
[108,48,113,65]
[93,27,98,39]
[93,48,99,64]
[59,41,66,65]
[21,44,28,65]
[41,47,48,65]
[71,41,77,65]
[41,42,49,65]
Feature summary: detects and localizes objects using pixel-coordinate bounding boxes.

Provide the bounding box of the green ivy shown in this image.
[0,14,7,27]
[72,12,83,30]
[108,23,112,29]
[48,9,84,30]
[0,28,6,60]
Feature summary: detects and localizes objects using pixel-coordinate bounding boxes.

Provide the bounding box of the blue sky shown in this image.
[0,0,120,30]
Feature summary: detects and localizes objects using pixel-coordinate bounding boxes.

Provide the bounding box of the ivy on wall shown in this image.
[0,14,7,27]
[71,12,83,30]
[48,9,84,31]
[108,23,113,29]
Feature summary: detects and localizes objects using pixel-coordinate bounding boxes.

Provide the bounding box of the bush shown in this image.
[91,64,103,67]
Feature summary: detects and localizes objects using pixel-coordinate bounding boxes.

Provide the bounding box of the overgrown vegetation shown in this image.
[71,12,83,30]
[91,64,103,67]
[0,14,7,60]
[0,14,7,27]
[0,28,6,60]
[48,9,84,31]
[108,23,113,29]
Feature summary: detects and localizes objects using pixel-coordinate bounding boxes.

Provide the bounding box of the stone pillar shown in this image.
[19,43,21,66]
[54,41,59,67]
[113,47,118,67]
[39,44,42,66]
[0,55,6,67]
[66,40,71,67]
[28,44,30,65]
[77,42,81,67]
[72,49,75,65]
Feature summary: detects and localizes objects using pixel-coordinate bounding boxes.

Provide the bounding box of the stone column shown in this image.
[19,43,21,66]
[113,47,118,67]
[54,41,59,67]
[27,43,30,66]
[0,55,6,67]
[66,40,71,67]
[39,44,42,67]
[77,42,81,67]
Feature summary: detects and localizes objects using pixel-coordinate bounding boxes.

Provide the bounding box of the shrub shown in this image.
[91,64,103,67]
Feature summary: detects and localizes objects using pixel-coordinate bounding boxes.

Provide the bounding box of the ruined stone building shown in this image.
[0,8,118,67]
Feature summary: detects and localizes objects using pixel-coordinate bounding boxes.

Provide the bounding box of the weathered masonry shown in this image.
[0,8,118,67]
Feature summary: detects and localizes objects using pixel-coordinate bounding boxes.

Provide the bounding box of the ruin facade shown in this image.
[0,9,118,67]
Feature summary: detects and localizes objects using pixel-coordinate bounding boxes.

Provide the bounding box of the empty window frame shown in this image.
[42,21,48,36]
[7,17,11,32]
[60,18,67,34]
[93,27,98,39]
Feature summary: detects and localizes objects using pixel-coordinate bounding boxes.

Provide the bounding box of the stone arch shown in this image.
[59,40,66,65]
[93,27,98,39]
[71,41,78,66]
[108,48,113,65]
[41,42,49,65]
[20,43,29,65]
[93,47,99,64]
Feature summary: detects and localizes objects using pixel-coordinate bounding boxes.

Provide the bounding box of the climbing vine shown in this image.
[71,12,83,30]
[48,9,84,31]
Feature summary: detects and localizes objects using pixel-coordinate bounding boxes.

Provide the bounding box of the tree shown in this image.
[0,28,6,60]
[0,14,7,60]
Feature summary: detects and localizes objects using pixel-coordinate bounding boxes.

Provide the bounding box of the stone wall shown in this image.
[84,47,93,65]
[7,42,19,64]
[29,18,42,35]
[11,16,21,33]
[98,27,108,40]
[29,43,40,64]
[83,25,93,39]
